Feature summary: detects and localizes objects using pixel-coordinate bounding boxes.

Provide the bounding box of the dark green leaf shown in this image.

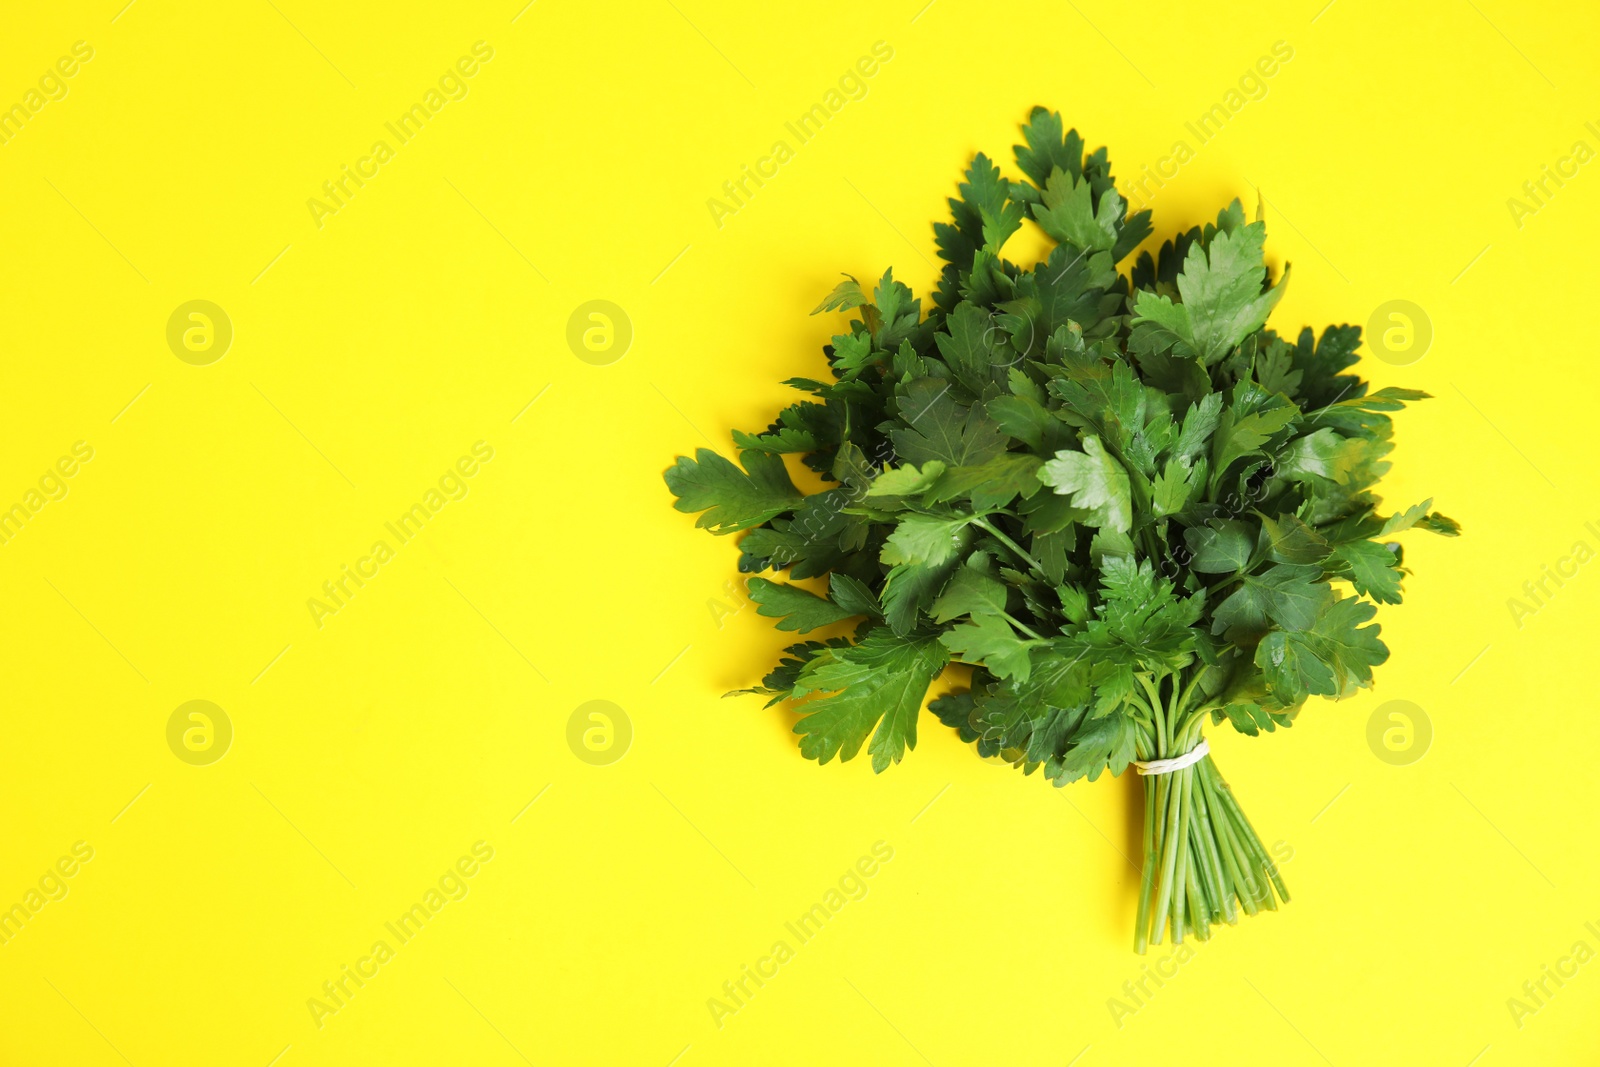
[746,577,858,633]
[665,449,802,534]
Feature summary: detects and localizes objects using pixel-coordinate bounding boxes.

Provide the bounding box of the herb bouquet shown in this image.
[665,108,1458,951]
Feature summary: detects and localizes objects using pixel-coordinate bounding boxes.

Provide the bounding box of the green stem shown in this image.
[1212,769,1290,904]
[1203,764,1259,916]
[1137,675,1167,738]
[1173,671,1204,724]
[1000,610,1045,641]
[1127,672,1286,951]
[971,517,1046,578]
[1188,770,1231,925]
[1125,663,1291,952]
[1215,815,1261,908]
[1135,774,1157,954]
[1169,768,1194,943]
[1184,827,1210,941]
[1139,675,1170,756]
[1149,766,1185,943]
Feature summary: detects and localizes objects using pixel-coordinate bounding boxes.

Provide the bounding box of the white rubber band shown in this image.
[1132,739,1209,776]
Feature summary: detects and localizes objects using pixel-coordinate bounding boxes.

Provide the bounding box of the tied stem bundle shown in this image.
[1131,675,1286,953]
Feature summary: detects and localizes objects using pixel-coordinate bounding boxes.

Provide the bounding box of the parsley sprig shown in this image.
[666,107,1459,951]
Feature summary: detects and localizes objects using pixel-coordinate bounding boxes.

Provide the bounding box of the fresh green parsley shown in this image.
[666,107,1460,952]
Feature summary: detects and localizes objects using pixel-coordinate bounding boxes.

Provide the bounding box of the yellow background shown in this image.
[1,0,1596,1064]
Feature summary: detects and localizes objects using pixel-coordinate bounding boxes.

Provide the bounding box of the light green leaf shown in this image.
[1151,458,1200,518]
[867,461,948,498]
[1380,499,1433,535]
[1131,215,1289,365]
[1328,540,1403,604]
[812,275,866,315]
[1173,393,1223,461]
[1032,169,1120,252]
[939,613,1034,682]
[881,514,974,567]
[1278,428,1362,484]
[1039,436,1133,532]
[791,629,949,772]
[1212,402,1298,485]
[1189,216,1288,361]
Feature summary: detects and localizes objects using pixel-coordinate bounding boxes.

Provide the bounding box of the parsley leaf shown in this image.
[791,628,949,771]
[1132,204,1289,364]
[665,449,801,534]
[890,380,1008,468]
[746,577,858,633]
[1039,435,1133,532]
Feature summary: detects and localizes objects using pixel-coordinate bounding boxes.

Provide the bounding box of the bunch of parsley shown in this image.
[665,108,1458,951]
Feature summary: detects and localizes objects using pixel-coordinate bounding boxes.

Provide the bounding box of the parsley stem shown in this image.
[1126,693,1159,730]
[1001,610,1045,641]
[1172,769,1195,942]
[1150,768,1186,941]
[1135,775,1158,953]
[1199,764,1257,914]
[1189,777,1233,924]
[970,517,1047,579]
[1139,527,1162,563]
[1137,675,1168,749]
[1174,671,1203,722]
[1204,572,1243,597]
[1136,710,1286,949]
